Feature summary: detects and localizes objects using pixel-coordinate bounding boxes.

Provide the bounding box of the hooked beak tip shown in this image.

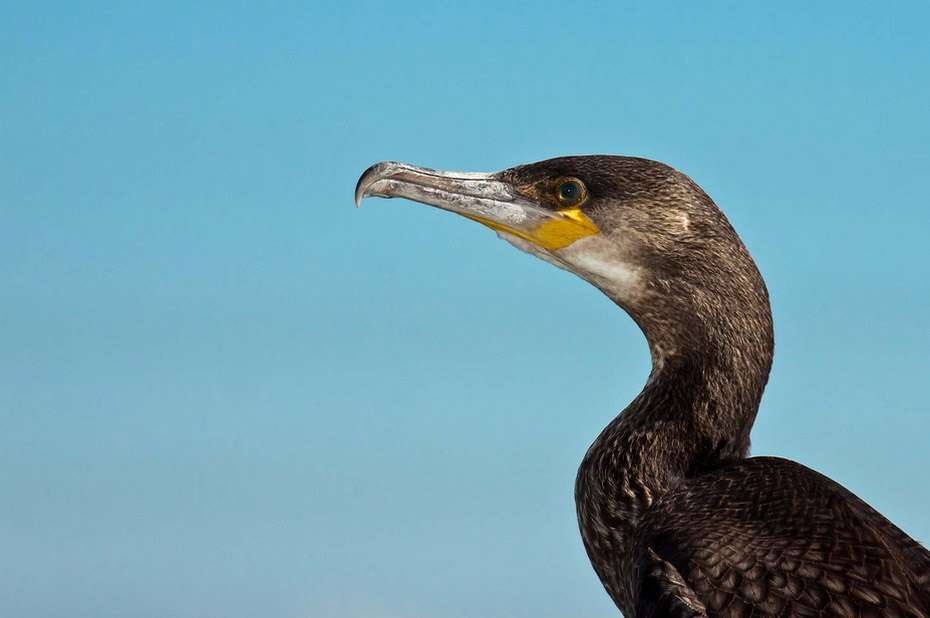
[355,161,398,207]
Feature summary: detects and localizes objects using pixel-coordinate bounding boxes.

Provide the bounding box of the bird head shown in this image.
[356,155,771,366]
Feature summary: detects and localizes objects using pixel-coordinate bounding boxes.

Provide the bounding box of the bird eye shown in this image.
[555,178,586,206]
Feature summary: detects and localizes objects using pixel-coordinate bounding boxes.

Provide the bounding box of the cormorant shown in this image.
[355,156,930,617]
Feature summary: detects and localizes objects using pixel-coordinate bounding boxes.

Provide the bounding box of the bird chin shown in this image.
[495,230,577,274]
[498,231,646,309]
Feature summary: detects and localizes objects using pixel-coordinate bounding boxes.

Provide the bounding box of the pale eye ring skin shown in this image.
[555,178,587,206]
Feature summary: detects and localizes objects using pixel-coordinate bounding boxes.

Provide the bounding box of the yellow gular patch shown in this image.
[532,208,601,250]
[463,208,600,251]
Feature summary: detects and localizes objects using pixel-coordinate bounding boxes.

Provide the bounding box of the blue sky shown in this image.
[2,2,928,617]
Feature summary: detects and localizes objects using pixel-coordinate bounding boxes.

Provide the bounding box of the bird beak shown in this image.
[355,161,600,251]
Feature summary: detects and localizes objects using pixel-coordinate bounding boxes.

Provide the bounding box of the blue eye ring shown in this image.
[555,177,587,207]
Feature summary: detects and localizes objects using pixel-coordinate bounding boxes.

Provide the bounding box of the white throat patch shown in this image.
[497,232,645,305]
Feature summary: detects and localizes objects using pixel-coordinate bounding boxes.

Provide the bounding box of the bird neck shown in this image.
[575,282,774,598]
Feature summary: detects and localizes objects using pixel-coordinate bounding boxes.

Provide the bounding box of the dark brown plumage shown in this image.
[630,458,930,618]
[356,155,930,617]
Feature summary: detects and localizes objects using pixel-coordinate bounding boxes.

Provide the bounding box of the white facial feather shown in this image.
[497,232,646,305]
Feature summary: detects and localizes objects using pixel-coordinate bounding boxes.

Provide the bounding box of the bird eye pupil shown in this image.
[558,180,582,204]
